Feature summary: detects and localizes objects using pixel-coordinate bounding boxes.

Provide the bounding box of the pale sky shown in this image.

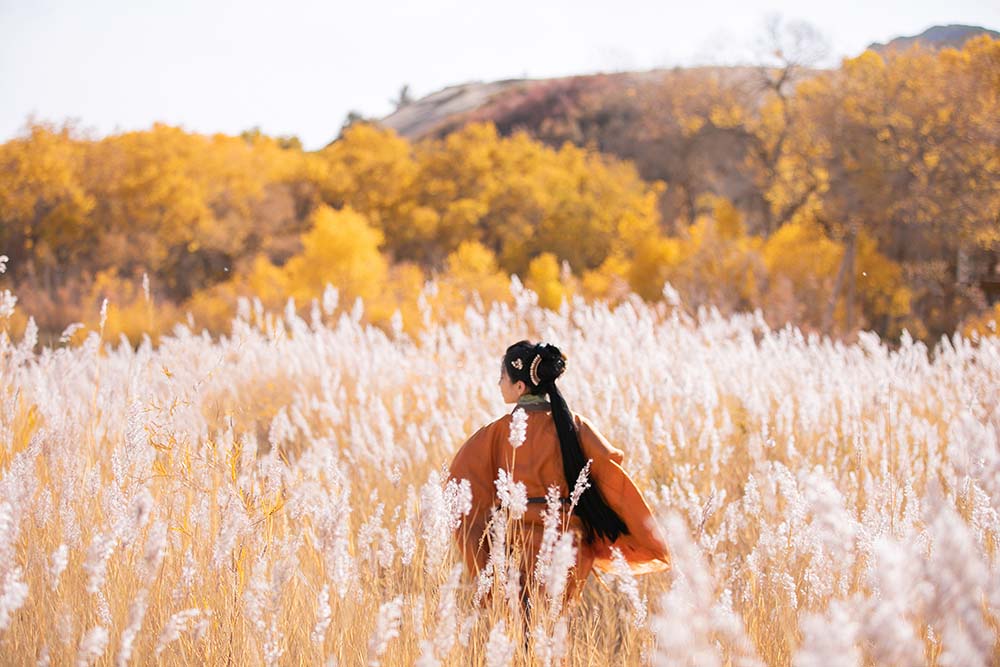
[2,0,998,149]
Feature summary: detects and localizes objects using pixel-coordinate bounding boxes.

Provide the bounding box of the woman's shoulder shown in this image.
[570,411,598,432]
[451,415,507,473]
[464,413,511,444]
[571,412,625,463]
[487,411,515,430]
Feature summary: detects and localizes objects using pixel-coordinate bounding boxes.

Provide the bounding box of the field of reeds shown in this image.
[1,276,998,666]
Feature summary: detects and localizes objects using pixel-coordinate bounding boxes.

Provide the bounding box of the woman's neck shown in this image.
[515,393,550,410]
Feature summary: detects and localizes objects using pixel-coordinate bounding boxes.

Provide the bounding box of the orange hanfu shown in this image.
[448,341,671,601]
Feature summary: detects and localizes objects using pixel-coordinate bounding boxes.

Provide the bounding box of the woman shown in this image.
[448,340,670,603]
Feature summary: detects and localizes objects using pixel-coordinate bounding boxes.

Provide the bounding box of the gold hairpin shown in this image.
[529,355,542,385]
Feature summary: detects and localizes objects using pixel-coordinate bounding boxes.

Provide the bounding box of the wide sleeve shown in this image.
[447,422,498,575]
[575,415,671,575]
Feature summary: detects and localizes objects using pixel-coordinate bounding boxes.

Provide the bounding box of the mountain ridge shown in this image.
[377,24,998,143]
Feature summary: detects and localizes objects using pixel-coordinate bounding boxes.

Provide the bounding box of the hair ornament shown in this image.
[511,358,523,370]
[529,354,542,386]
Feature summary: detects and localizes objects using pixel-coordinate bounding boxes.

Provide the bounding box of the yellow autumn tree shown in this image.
[309,122,418,235]
[525,252,573,310]
[581,253,633,302]
[404,123,663,274]
[439,241,511,306]
[766,37,1000,338]
[0,122,95,277]
[282,205,388,305]
[625,196,764,311]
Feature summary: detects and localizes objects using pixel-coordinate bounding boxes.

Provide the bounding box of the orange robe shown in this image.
[448,403,671,598]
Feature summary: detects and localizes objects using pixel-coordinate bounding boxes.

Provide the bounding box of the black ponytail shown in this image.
[503,341,629,544]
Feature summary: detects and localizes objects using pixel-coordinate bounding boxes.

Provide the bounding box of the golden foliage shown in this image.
[283,205,387,304]
[525,252,571,310]
[440,241,511,306]
[4,35,998,345]
[962,302,1000,339]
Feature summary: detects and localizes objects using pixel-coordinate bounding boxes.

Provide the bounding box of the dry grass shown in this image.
[1,284,998,666]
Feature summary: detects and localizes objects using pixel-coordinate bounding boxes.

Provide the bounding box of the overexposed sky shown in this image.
[2,0,998,149]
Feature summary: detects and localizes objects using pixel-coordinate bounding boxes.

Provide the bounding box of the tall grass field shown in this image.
[1,280,998,666]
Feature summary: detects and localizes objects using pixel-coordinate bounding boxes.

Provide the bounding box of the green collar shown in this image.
[516,393,550,409]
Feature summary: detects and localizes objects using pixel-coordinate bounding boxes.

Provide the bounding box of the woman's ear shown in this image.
[515,380,527,396]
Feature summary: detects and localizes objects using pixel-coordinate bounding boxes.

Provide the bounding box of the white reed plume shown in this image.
[142,520,168,584]
[0,290,16,319]
[650,512,761,667]
[83,531,117,594]
[420,472,471,575]
[533,485,563,585]
[395,515,416,567]
[484,620,515,667]
[262,617,284,667]
[415,641,440,667]
[0,566,29,631]
[923,485,993,666]
[551,617,569,664]
[95,590,112,628]
[609,546,647,627]
[530,623,553,667]
[76,626,109,667]
[860,535,928,666]
[568,460,592,510]
[504,561,523,619]
[312,585,332,644]
[59,323,84,344]
[155,608,210,658]
[458,611,478,646]
[115,589,149,667]
[531,616,568,667]
[358,502,394,569]
[410,593,425,638]
[792,599,861,667]
[172,547,198,605]
[543,531,576,620]
[322,284,339,315]
[509,408,528,449]
[210,494,250,571]
[0,501,18,569]
[48,544,69,591]
[432,564,463,659]
[98,298,108,331]
[366,594,404,666]
[243,555,272,635]
[495,468,527,519]
[57,606,75,647]
[486,508,509,592]
[473,567,493,609]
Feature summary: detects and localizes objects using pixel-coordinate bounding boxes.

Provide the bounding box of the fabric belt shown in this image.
[526,496,571,504]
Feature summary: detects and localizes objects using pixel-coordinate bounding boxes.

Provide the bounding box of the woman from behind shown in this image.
[448,340,671,611]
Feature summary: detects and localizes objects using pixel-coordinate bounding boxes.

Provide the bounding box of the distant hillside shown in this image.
[379,65,817,235]
[374,24,997,235]
[380,24,998,145]
[379,68,771,144]
[868,24,999,53]
[377,79,524,141]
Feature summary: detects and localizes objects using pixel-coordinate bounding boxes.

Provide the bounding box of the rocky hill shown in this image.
[379,25,997,144]
[868,24,999,53]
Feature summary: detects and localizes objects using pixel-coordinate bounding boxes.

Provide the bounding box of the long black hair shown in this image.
[503,340,629,544]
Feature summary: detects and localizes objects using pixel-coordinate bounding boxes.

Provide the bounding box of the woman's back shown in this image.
[503,404,568,502]
[449,400,592,600]
[448,340,670,604]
